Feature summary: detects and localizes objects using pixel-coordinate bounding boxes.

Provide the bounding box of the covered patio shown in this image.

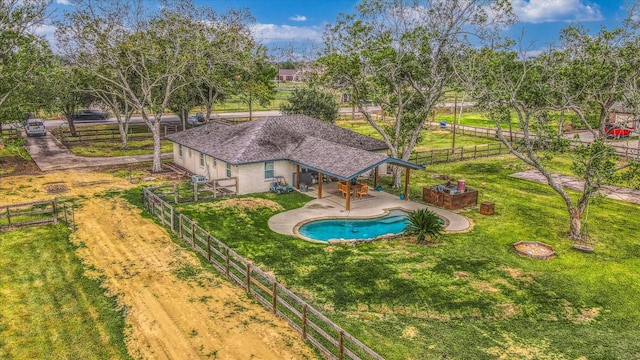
[288,137,424,211]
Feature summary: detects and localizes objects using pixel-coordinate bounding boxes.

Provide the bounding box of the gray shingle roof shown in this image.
[166,115,411,179]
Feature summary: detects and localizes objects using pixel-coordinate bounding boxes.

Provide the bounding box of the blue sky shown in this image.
[46,0,631,55]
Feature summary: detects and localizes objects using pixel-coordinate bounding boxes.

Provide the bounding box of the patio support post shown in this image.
[346,180,351,211]
[404,168,410,201]
[318,173,323,199]
[374,167,379,188]
[296,165,300,189]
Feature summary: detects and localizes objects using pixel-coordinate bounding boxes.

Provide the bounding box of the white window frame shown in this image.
[264,161,274,179]
[226,163,231,177]
[178,144,183,157]
[199,153,205,167]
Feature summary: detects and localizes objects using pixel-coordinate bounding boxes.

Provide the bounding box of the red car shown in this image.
[605,123,633,138]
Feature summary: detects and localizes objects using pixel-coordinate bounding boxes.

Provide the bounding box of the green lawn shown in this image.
[69,138,174,157]
[338,119,500,151]
[130,155,640,359]
[0,225,130,359]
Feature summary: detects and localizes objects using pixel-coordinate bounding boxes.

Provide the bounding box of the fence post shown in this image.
[207,234,212,261]
[302,304,307,340]
[193,182,198,202]
[170,207,175,231]
[191,222,195,247]
[246,263,251,293]
[6,207,10,227]
[225,249,230,277]
[460,147,464,161]
[272,282,277,314]
[179,214,183,240]
[64,203,68,224]
[174,184,178,204]
[474,145,477,159]
[339,331,344,360]
[51,201,58,224]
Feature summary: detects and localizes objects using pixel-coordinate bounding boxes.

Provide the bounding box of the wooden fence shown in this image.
[409,143,511,165]
[53,123,184,145]
[142,187,384,360]
[150,177,238,204]
[1,128,20,143]
[0,200,75,231]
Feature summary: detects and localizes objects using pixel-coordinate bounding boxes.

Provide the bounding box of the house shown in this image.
[165,115,423,209]
[609,102,638,125]
[276,69,304,82]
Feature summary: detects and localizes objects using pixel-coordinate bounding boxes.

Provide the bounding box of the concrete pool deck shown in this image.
[268,187,472,238]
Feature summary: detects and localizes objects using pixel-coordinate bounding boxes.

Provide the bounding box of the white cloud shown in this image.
[289,15,307,22]
[512,0,603,23]
[251,23,322,42]
[56,0,71,5]
[33,23,56,41]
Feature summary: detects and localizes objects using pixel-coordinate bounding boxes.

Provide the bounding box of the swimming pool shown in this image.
[297,209,410,242]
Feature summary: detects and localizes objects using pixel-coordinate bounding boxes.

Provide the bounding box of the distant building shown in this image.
[276,69,305,82]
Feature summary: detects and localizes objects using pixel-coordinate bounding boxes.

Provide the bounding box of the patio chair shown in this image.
[355,184,369,199]
[338,182,348,198]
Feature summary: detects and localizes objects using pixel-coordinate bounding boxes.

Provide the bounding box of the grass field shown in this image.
[0,225,130,359]
[69,138,174,157]
[338,119,499,151]
[128,155,640,359]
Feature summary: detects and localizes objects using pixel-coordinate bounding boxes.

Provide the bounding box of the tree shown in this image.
[459,21,640,242]
[190,8,255,122]
[43,61,97,136]
[404,208,443,244]
[0,0,52,130]
[58,0,263,171]
[58,0,204,172]
[280,87,339,123]
[236,56,276,121]
[321,0,513,188]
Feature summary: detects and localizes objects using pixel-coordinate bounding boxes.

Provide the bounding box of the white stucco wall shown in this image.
[236,160,296,194]
[171,143,392,194]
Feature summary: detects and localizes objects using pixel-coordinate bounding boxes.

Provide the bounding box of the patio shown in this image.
[268,184,472,238]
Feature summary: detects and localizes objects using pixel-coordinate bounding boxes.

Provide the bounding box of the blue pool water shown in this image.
[298,209,410,242]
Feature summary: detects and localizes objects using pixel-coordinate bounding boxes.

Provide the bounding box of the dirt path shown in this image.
[22,132,172,171]
[1,172,315,360]
[511,169,640,205]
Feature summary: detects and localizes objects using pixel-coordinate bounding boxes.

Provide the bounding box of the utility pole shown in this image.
[452,93,457,153]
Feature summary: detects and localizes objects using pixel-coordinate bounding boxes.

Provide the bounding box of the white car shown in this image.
[25,118,46,136]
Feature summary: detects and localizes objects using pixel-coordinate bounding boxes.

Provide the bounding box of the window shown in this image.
[264,161,274,179]
[199,153,205,167]
[178,144,183,157]
[226,163,231,177]
[188,148,192,157]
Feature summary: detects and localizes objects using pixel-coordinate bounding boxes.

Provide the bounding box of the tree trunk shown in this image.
[568,207,583,242]
[117,115,128,149]
[151,119,163,173]
[66,114,77,136]
[391,165,402,188]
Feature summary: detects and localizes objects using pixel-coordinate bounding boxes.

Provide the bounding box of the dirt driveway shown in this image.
[1,171,315,359]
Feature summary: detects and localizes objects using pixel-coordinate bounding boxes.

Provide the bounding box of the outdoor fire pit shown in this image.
[513,241,556,260]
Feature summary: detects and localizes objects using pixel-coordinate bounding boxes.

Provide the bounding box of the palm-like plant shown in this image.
[404,209,444,244]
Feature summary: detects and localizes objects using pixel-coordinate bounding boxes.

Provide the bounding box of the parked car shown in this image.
[25,118,46,137]
[72,109,109,121]
[187,112,205,125]
[605,122,632,138]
